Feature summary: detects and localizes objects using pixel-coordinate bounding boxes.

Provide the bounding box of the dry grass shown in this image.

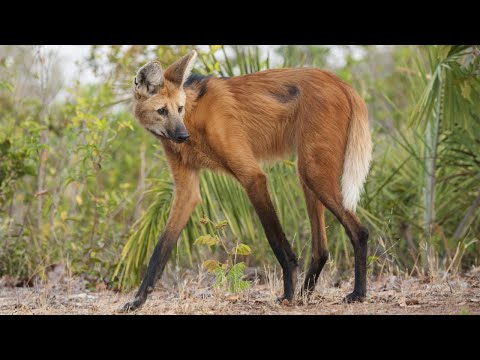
[1,266,480,315]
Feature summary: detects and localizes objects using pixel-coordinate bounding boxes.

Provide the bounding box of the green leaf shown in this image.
[202,259,220,272]
[215,220,228,231]
[213,266,227,288]
[228,262,245,275]
[198,216,210,225]
[226,262,251,293]
[193,234,219,246]
[232,243,252,256]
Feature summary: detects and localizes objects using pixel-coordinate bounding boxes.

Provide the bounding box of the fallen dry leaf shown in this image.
[406,299,420,305]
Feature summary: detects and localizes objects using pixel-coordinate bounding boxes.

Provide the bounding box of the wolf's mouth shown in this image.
[147,128,167,139]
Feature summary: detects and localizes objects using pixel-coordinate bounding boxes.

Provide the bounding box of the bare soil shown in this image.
[1,268,480,315]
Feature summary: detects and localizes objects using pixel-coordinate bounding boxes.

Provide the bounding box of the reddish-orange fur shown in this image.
[123,51,371,311]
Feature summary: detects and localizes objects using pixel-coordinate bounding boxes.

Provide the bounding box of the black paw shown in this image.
[119,297,145,312]
[343,291,366,304]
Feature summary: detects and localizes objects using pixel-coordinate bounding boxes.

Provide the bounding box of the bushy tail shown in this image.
[341,91,372,212]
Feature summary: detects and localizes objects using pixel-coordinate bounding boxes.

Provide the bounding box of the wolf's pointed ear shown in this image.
[134,61,164,98]
[164,50,198,87]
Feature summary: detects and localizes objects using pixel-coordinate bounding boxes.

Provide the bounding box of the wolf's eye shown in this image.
[178,106,184,113]
[157,107,168,116]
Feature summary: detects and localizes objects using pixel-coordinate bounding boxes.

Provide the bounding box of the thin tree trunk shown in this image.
[35,46,49,231]
[36,133,48,230]
[423,68,443,273]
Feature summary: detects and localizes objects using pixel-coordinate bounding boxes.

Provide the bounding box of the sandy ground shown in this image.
[1,268,480,314]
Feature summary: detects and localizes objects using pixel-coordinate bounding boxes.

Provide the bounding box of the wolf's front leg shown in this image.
[121,229,179,311]
[120,162,200,312]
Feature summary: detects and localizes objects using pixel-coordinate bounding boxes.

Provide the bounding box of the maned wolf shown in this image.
[122,50,372,311]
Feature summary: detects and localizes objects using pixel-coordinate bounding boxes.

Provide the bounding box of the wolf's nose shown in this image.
[175,132,190,143]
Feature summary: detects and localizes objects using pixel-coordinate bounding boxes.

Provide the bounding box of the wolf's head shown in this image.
[132,51,197,143]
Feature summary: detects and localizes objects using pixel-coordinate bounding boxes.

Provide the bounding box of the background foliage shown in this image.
[0,45,478,290]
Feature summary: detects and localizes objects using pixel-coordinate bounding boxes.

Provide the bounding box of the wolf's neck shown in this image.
[184,73,212,118]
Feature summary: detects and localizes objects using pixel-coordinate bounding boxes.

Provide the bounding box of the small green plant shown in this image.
[194,216,252,294]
